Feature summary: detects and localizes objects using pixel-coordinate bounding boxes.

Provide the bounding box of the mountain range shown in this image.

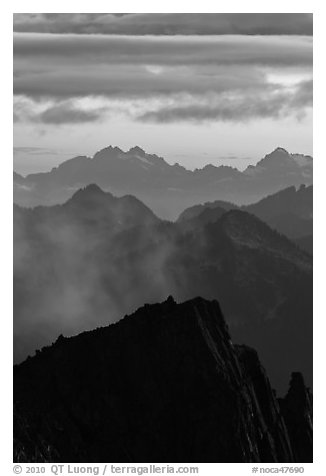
[14,184,312,392]
[178,184,313,254]
[14,297,312,463]
[13,146,313,220]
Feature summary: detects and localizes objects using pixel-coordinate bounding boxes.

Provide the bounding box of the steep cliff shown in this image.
[14,297,312,463]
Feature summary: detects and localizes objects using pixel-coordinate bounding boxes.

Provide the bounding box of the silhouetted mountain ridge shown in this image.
[13,297,312,463]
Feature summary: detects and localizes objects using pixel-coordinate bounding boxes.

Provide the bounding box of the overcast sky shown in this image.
[13,13,313,174]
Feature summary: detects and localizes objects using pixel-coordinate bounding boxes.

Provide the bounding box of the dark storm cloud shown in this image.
[13,13,313,36]
[138,80,313,124]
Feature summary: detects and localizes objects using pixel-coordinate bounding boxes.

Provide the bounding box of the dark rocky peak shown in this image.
[279,373,313,463]
[282,372,313,418]
[14,297,312,463]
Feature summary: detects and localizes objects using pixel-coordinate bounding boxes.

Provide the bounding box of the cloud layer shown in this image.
[13,15,313,126]
[139,80,313,123]
[13,13,313,36]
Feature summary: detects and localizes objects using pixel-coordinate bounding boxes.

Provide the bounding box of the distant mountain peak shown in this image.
[128,146,146,155]
[273,147,289,154]
[105,145,122,152]
[93,146,123,160]
[245,147,295,173]
[263,147,291,161]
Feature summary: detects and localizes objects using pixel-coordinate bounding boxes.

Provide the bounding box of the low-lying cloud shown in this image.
[138,80,313,124]
[14,98,107,124]
[40,103,106,124]
[14,78,312,126]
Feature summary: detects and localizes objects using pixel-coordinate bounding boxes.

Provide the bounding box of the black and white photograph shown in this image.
[11,9,316,469]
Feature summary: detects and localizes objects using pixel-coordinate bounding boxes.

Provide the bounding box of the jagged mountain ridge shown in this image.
[14,185,312,391]
[13,146,313,219]
[13,297,312,463]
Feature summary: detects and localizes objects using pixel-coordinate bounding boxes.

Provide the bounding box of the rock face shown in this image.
[14,297,312,463]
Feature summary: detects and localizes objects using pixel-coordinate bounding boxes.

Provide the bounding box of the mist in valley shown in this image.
[13,185,313,392]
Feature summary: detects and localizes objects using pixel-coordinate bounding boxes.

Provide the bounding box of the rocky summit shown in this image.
[14,297,312,463]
